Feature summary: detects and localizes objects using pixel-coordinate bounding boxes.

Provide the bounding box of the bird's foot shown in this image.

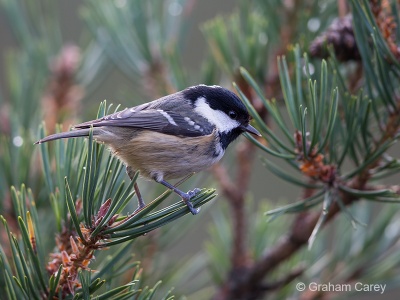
[182,188,201,215]
[187,188,201,198]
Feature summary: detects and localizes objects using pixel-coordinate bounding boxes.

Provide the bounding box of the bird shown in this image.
[35,84,261,215]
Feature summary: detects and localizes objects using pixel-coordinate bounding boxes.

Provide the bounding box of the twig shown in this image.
[247,187,355,283]
[47,199,118,296]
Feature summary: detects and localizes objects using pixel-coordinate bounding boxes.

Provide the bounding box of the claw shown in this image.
[186,201,200,215]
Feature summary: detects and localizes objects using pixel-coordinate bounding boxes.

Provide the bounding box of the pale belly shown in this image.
[102,130,224,181]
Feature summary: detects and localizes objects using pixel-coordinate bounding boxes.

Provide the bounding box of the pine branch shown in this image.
[213,127,400,299]
[212,0,400,293]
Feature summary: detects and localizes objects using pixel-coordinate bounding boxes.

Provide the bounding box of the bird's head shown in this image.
[183,84,261,149]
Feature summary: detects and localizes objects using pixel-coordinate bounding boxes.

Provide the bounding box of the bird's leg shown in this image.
[155,179,201,215]
[133,182,146,211]
[126,166,146,212]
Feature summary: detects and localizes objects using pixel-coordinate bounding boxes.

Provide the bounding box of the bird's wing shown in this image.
[73,108,212,137]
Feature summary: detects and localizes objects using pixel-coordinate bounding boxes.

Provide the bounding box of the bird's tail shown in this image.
[35,129,92,144]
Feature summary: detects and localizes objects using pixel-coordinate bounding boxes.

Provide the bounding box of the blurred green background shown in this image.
[2,1,400,299]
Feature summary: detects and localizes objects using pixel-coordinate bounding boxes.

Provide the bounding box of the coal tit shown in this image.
[36,85,261,215]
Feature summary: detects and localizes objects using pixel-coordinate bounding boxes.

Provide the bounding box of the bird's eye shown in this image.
[228,111,237,119]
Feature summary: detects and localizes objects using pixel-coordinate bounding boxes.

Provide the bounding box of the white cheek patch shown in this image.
[194,97,240,133]
[157,109,177,126]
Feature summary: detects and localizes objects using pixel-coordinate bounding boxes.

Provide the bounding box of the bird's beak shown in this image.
[241,124,261,136]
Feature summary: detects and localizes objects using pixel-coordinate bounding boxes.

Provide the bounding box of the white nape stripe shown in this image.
[157,109,177,126]
[194,97,240,133]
